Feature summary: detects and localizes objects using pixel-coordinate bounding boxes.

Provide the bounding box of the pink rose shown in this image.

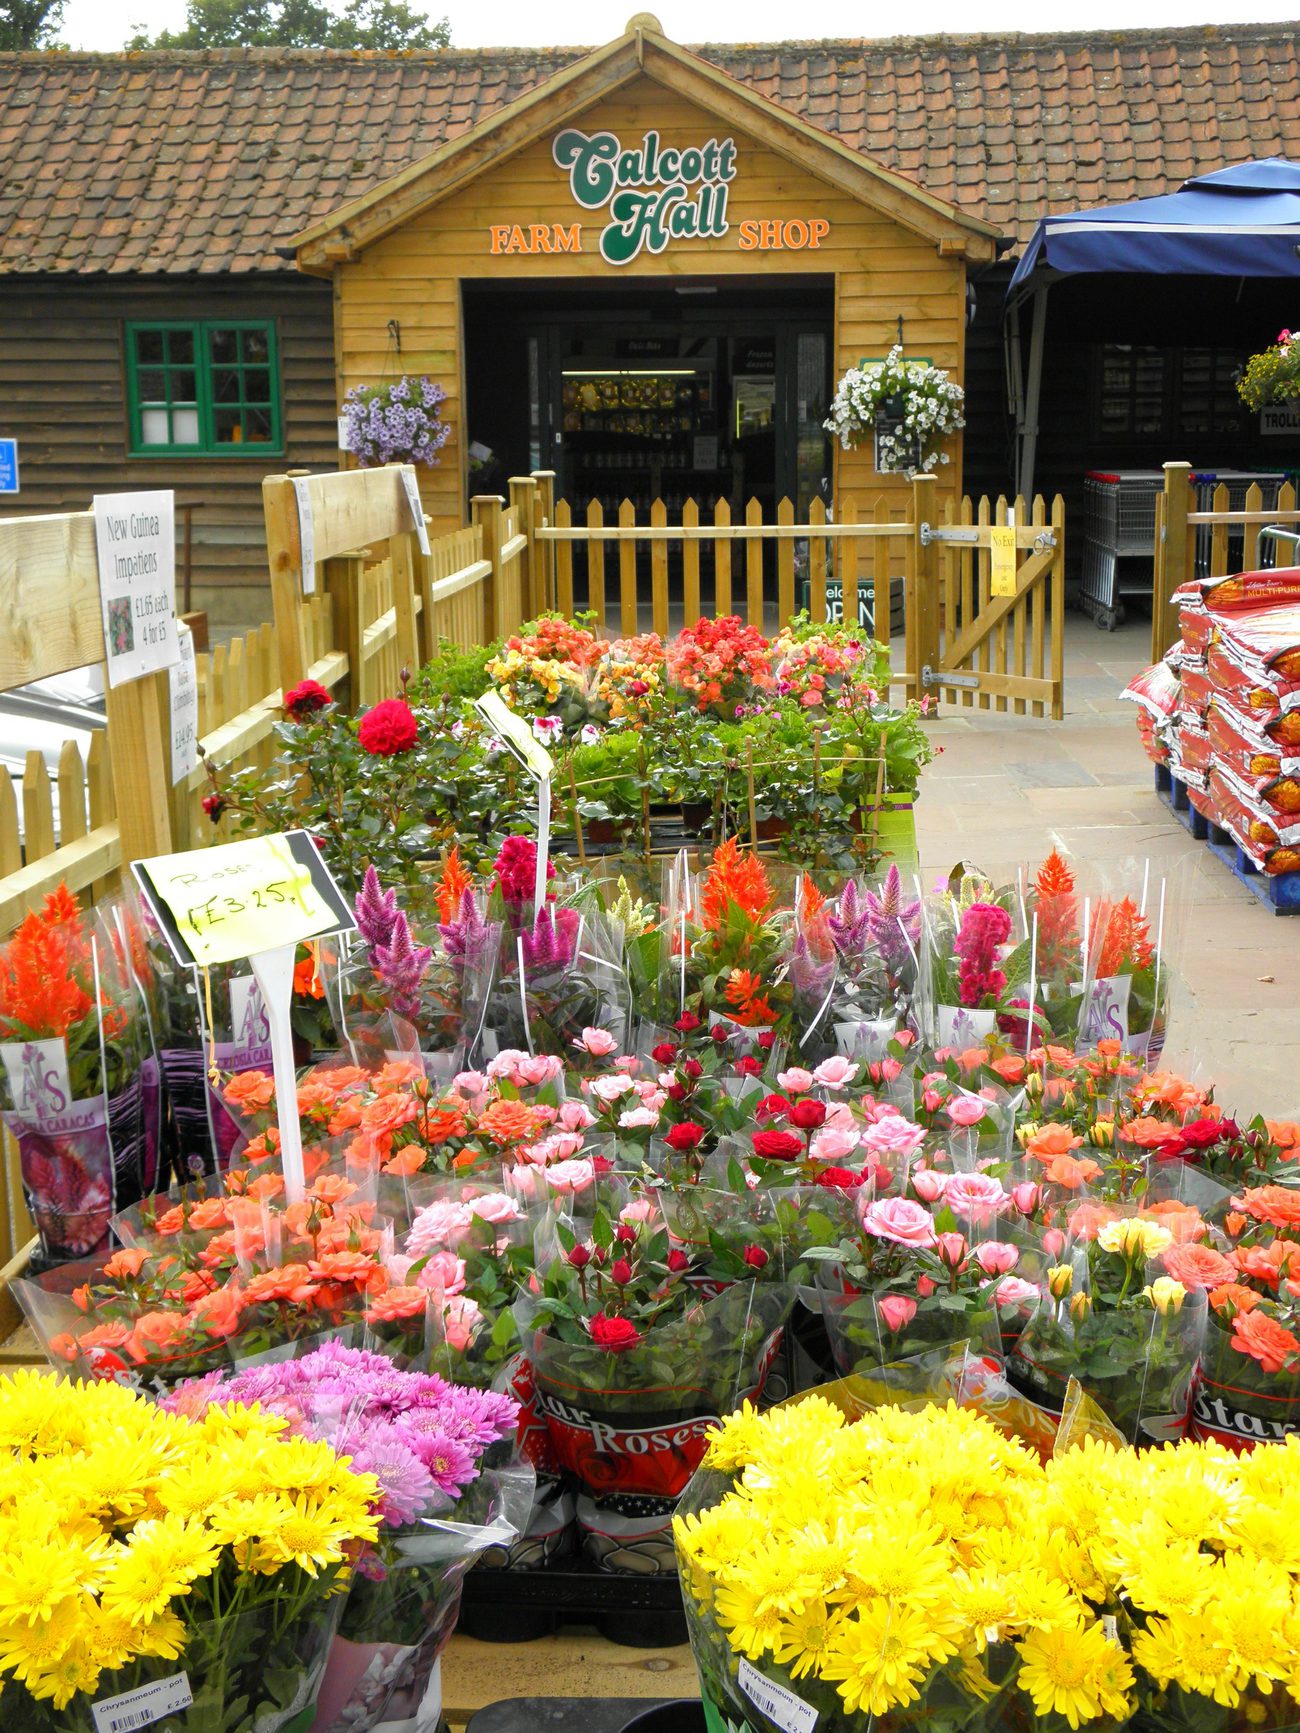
[809,1126,860,1163]
[1042,1227,1067,1258]
[877,1295,918,1332]
[777,1067,815,1095]
[520,1131,585,1166]
[858,1196,937,1248]
[614,1055,641,1076]
[910,1168,947,1203]
[863,1114,927,1161]
[921,1088,944,1114]
[559,1101,596,1132]
[994,1276,1040,1310]
[935,1231,968,1268]
[895,1029,916,1049]
[574,1027,618,1057]
[591,1074,637,1105]
[543,1159,596,1195]
[824,1101,857,1131]
[916,1275,937,1298]
[619,1107,660,1129]
[505,1166,540,1203]
[469,1192,523,1226]
[942,1172,1009,1224]
[453,1070,489,1096]
[635,1085,668,1112]
[975,1241,1020,1276]
[486,1049,529,1079]
[415,1250,467,1297]
[620,1198,657,1224]
[441,1295,483,1352]
[1011,1182,1042,1216]
[406,1201,474,1257]
[947,1095,988,1127]
[516,1054,563,1088]
[812,1057,858,1090]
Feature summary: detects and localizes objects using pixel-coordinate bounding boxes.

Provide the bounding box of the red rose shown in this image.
[667,1249,691,1273]
[283,678,332,719]
[651,1042,678,1065]
[742,1244,769,1270]
[675,1014,701,1034]
[681,1058,703,1081]
[591,1154,614,1175]
[627,679,650,696]
[666,1121,706,1153]
[789,1099,828,1131]
[614,1223,637,1244]
[610,1258,633,1286]
[756,1032,776,1051]
[358,698,418,756]
[814,1166,864,1189]
[588,1313,642,1352]
[735,1057,765,1077]
[752,1130,804,1161]
[1179,1118,1230,1149]
[665,1083,688,1103]
[567,1244,591,1268]
[756,1094,792,1121]
[201,792,226,823]
[709,1024,729,1044]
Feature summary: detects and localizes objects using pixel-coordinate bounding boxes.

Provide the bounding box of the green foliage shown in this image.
[1237,330,1300,411]
[411,638,498,705]
[125,0,449,50]
[0,0,64,49]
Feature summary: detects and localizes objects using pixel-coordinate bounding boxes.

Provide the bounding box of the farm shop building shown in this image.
[1,19,1298,633]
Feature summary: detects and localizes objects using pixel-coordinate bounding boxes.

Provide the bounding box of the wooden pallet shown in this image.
[1154,766,1300,914]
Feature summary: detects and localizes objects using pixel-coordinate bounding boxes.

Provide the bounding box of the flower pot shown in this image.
[851,795,918,870]
[679,800,713,835]
[934,1005,998,1049]
[1188,1318,1300,1450]
[620,1703,707,1733]
[754,816,788,843]
[585,818,619,845]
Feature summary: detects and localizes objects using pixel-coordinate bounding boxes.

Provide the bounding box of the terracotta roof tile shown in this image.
[1,25,1298,272]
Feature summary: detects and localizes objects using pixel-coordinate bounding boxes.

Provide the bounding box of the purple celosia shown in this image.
[371,910,433,1022]
[355,865,400,952]
[788,933,835,1000]
[863,866,921,977]
[162,1342,518,1532]
[439,886,493,970]
[521,905,578,975]
[828,877,872,963]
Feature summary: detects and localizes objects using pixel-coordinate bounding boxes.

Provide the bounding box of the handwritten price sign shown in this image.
[132,832,348,968]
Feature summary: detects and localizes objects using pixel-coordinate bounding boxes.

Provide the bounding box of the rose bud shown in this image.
[916,1275,937,1298]
[1047,1264,1074,1299]
[911,1168,946,1203]
[742,1244,769,1271]
[756,1094,793,1122]
[756,1031,776,1050]
[590,1154,614,1175]
[789,1099,828,1131]
[1011,1182,1042,1215]
[667,1249,691,1273]
[614,1223,637,1245]
[735,1056,765,1076]
[674,1013,701,1034]
[709,1024,729,1044]
[1042,1227,1067,1258]
[935,1231,968,1269]
[1069,1291,1093,1321]
[665,1083,688,1103]
[681,1058,704,1081]
[610,1258,634,1286]
[590,1244,608,1265]
[567,1245,592,1269]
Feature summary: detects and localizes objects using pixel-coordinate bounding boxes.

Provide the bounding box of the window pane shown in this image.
[167,330,195,364]
[242,368,271,404]
[172,370,197,402]
[209,328,238,364]
[172,407,200,444]
[213,408,243,444]
[241,328,269,363]
[140,407,171,444]
[136,369,168,402]
[135,330,165,364]
[212,368,241,403]
[244,407,273,442]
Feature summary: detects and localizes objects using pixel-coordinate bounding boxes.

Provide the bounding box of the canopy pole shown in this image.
[1017,283,1049,502]
[1006,299,1025,439]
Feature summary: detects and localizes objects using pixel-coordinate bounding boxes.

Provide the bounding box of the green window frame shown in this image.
[125,320,283,457]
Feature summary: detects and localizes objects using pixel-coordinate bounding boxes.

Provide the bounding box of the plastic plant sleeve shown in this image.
[0,905,154,1268]
[1075,859,1184,1064]
[1190,1307,1300,1449]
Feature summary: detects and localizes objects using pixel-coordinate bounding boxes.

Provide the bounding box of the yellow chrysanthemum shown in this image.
[820,1596,957,1717]
[100,1514,222,1623]
[1017,1619,1134,1728]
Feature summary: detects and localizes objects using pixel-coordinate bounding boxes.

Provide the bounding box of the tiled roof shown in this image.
[1,25,1297,274]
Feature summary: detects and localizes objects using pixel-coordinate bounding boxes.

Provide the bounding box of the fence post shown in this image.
[909,474,940,704]
[471,495,504,642]
[509,477,539,622]
[105,673,174,862]
[1154,462,1191,660]
[263,472,313,694]
[388,532,421,680]
[532,471,557,613]
[323,554,365,711]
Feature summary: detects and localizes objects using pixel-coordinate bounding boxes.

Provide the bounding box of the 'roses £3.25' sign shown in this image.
[551,128,735,264]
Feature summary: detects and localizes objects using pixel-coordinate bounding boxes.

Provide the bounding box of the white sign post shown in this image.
[93,491,181,688]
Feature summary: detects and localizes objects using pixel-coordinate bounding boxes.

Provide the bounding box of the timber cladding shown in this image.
[0,274,337,635]
[324,71,983,534]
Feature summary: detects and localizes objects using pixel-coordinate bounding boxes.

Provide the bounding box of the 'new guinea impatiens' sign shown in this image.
[551,127,737,263]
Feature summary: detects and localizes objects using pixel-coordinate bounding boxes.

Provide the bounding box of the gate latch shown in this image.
[921,665,980,690]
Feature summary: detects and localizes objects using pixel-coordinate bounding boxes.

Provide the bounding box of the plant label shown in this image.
[93,491,180,689]
[169,624,199,785]
[737,1660,818,1732]
[292,475,316,595]
[399,466,432,554]
[92,1671,192,1733]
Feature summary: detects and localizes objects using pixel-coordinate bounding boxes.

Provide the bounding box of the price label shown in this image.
[990,523,1018,598]
[293,476,317,596]
[738,1659,818,1732]
[475,689,554,779]
[399,468,432,555]
[93,491,181,689]
[92,1671,192,1733]
[169,625,199,785]
[134,832,341,967]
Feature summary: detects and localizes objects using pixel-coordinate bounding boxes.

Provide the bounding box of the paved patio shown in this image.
[914,612,1298,1118]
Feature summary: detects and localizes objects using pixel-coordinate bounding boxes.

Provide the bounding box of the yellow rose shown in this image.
[1097,1219,1173,1260]
[1143,1276,1186,1315]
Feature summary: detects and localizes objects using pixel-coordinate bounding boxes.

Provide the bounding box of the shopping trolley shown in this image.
[1081,470,1164,630]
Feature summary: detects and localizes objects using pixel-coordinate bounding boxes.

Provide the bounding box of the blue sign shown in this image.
[0,441,17,495]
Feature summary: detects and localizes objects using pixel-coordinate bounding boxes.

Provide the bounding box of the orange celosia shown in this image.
[293,949,325,1000]
[436,846,473,926]
[1091,897,1154,978]
[0,890,94,1041]
[1034,849,1078,975]
[699,838,774,931]
[724,968,777,1027]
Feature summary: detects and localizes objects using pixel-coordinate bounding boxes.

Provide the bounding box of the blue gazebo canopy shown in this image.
[1009,158,1300,296]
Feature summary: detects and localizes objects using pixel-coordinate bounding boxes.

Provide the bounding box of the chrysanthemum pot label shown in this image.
[737,1660,818,1733]
[91,1670,192,1733]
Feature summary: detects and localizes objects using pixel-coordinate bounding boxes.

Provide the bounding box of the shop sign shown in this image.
[1260,403,1300,435]
[0,439,17,494]
[551,127,736,264]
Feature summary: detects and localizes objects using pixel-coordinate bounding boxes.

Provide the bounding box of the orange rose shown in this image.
[308,1249,386,1292]
[361,1094,420,1136]
[78,1321,132,1352]
[71,1283,92,1313]
[1225,1212,1247,1238]
[328,1099,365,1135]
[181,1269,217,1305]
[1236,1186,1300,1232]
[245,1173,285,1203]
[103,1247,150,1281]
[222,1071,276,1114]
[1143,1200,1206,1244]
[1231,1307,1300,1375]
[374,1059,424,1094]
[1066,1202,1118,1242]
[153,1205,187,1236]
[186,1197,232,1232]
[1135,1072,1206,1116]
[990,1056,1026,1085]
[293,952,324,1000]
[323,1066,369,1093]
[1119,1115,1180,1150]
[1161,1243,1236,1290]
[199,1228,243,1269]
[126,1311,189,1363]
[296,1080,341,1115]
[1024,1123,1083,1160]
[364,1286,428,1324]
[477,1099,546,1146]
[417,1103,470,1146]
[1095,1038,1123,1059]
[309,1174,357,1207]
[48,1333,80,1363]
[1209,1281,1261,1316]
[345,1131,392,1169]
[190,1286,244,1338]
[383,1146,428,1178]
[243,1263,319,1307]
[1043,1153,1102,1190]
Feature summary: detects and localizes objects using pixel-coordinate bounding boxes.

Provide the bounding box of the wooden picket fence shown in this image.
[1151,462,1300,657]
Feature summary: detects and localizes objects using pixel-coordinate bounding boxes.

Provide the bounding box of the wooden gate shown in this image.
[919,493,1066,718]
